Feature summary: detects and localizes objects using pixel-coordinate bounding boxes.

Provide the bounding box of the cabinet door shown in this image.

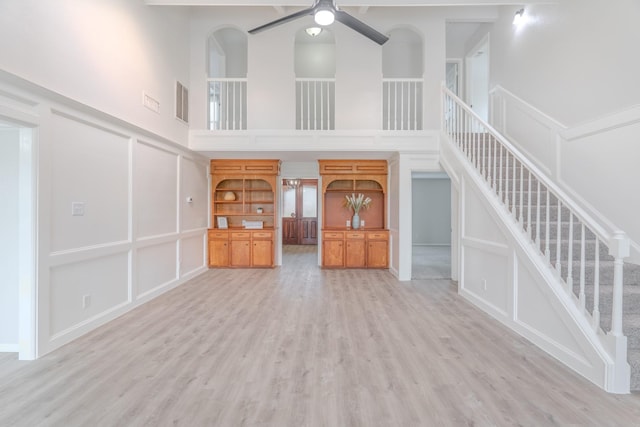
[209,239,229,267]
[322,240,344,267]
[367,240,388,268]
[252,240,273,267]
[345,239,366,268]
[230,240,251,267]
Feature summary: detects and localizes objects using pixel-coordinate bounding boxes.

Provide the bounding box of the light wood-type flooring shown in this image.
[2,245,640,426]
[412,245,452,279]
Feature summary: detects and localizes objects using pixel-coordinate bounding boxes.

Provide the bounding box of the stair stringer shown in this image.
[440,135,629,393]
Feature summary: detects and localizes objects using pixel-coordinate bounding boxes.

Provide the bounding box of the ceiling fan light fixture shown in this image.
[314,9,335,26]
[305,27,322,37]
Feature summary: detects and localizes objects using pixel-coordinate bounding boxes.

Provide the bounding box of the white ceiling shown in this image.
[146,0,542,6]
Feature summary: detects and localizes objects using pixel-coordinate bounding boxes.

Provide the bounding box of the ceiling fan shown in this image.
[248,0,389,45]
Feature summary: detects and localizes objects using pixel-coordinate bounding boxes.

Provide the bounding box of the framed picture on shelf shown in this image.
[217,216,228,229]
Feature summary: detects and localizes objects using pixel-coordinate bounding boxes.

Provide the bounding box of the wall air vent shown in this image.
[175,81,189,124]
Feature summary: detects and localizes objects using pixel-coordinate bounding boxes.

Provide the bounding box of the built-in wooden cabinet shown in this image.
[366,231,389,268]
[208,230,230,267]
[319,160,389,268]
[345,231,366,268]
[322,231,345,268]
[321,230,389,269]
[208,160,280,268]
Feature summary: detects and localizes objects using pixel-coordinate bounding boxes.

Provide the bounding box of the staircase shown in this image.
[442,87,640,392]
[503,169,640,391]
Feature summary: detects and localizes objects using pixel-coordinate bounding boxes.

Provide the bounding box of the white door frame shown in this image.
[446,58,464,98]
[18,126,37,360]
[0,114,38,360]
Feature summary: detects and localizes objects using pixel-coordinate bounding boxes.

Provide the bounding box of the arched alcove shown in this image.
[208,27,247,79]
[382,28,424,130]
[294,27,336,78]
[382,28,423,78]
[294,27,336,130]
[207,27,248,130]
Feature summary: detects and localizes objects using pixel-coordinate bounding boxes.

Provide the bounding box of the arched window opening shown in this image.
[382,28,424,130]
[208,28,248,130]
[294,28,336,130]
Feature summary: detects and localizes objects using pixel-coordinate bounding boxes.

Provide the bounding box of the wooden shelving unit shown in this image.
[319,160,389,269]
[209,159,280,268]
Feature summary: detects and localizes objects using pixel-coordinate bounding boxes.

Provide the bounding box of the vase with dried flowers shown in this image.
[344,193,371,229]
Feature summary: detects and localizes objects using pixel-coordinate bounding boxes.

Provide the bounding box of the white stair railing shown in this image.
[296,78,335,130]
[383,78,423,130]
[208,78,248,130]
[442,85,631,390]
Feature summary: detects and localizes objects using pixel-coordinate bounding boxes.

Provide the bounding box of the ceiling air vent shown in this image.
[175,81,189,124]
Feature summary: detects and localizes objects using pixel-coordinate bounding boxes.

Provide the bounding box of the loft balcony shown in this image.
[190,26,434,158]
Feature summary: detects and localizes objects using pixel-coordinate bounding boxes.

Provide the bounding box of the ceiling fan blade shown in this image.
[248,7,315,34]
[334,10,389,45]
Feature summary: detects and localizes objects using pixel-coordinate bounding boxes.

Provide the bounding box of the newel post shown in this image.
[609,231,630,337]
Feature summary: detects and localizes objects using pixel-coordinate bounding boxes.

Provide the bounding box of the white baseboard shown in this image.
[0,344,19,353]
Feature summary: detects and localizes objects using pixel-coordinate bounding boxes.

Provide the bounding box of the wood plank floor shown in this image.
[1,245,640,426]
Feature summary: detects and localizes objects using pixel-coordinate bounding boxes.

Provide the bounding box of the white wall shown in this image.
[490,1,640,127]
[382,29,423,78]
[0,0,209,356]
[0,0,191,144]
[29,90,209,355]
[0,128,20,350]
[412,177,451,245]
[295,33,336,78]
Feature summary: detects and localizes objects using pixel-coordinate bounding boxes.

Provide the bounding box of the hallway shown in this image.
[1,250,639,426]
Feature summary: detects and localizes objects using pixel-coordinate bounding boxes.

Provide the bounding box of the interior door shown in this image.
[282,179,318,245]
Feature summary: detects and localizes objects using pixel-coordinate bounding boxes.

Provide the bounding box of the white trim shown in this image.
[18,125,37,361]
[560,104,640,141]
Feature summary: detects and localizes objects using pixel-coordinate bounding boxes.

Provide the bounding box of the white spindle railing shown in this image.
[442,86,630,381]
[296,78,335,130]
[208,78,248,130]
[383,78,423,130]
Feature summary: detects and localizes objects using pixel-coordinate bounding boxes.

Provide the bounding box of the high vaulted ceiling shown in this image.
[145,0,549,6]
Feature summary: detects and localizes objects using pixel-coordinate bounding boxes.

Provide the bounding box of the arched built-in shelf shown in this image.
[319,160,389,268]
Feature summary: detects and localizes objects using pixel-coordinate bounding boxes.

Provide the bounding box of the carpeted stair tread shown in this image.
[630,356,640,390]
[574,284,640,317]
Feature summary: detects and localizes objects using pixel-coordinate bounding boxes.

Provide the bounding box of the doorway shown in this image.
[0,122,36,360]
[411,172,452,279]
[446,60,462,97]
[281,179,318,245]
[466,35,490,123]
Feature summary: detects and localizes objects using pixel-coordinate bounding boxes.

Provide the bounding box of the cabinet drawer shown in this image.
[345,232,365,239]
[252,231,273,239]
[209,230,229,240]
[231,232,251,239]
[367,231,389,240]
[323,231,344,239]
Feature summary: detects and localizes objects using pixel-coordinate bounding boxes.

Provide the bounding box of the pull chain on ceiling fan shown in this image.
[248,0,389,45]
